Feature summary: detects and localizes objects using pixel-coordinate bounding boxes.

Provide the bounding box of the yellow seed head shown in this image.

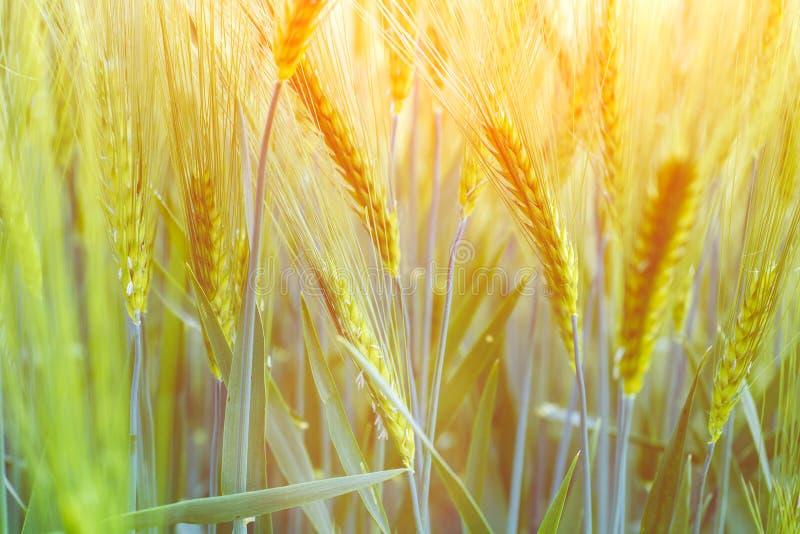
[273,0,330,80]
[708,265,777,443]
[319,266,414,467]
[291,59,401,277]
[483,108,579,359]
[458,145,487,218]
[616,159,699,395]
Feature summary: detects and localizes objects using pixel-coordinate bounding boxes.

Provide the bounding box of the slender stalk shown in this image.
[611,394,634,534]
[208,380,223,534]
[551,381,577,499]
[573,314,593,534]
[0,351,8,534]
[138,321,157,534]
[129,317,144,518]
[420,216,466,526]
[388,113,399,208]
[408,80,420,269]
[407,470,425,534]
[232,80,283,534]
[420,110,443,411]
[595,199,611,534]
[715,419,733,534]
[506,354,534,534]
[693,442,716,534]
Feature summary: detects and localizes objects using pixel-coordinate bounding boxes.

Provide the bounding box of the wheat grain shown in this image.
[96,3,161,323]
[616,158,700,395]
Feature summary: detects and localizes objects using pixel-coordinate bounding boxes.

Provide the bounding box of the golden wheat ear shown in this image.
[482,108,579,360]
[616,158,700,395]
[273,0,332,81]
[96,0,164,323]
[314,263,414,467]
[289,58,401,277]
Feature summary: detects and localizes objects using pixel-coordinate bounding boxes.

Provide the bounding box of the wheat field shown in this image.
[1,0,799,532]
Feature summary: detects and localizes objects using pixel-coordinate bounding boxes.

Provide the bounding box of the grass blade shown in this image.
[300,297,391,533]
[266,378,335,533]
[187,265,233,384]
[740,387,772,491]
[440,275,529,426]
[465,360,500,500]
[339,337,494,533]
[640,349,709,534]
[670,456,692,534]
[115,470,406,529]
[537,452,579,534]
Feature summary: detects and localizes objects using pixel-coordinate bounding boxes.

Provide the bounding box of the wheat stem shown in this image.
[129,317,144,519]
[208,379,223,534]
[0,351,7,534]
[715,418,734,534]
[573,314,593,534]
[420,110,443,418]
[596,229,611,534]
[694,442,716,534]
[232,80,282,534]
[611,394,634,534]
[407,470,425,534]
[388,113,399,208]
[506,354,534,534]
[551,381,577,500]
[421,216,466,528]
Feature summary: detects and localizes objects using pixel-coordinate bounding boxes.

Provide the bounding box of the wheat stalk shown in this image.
[616,158,700,395]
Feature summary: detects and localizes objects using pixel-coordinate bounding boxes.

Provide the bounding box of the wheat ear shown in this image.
[598,0,621,224]
[382,0,417,113]
[616,158,700,395]
[290,59,401,277]
[458,144,487,219]
[483,108,579,358]
[315,264,414,468]
[273,0,331,81]
[708,265,778,443]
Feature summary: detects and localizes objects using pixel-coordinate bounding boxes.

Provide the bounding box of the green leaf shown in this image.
[152,259,200,332]
[740,386,772,491]
[338,338,494,533]
[465,360,499,502]
[447,235,511,352]
[670,455,692,534]
[266,378,335,533]
[440,275,529,426]
[114,470,406,530]
[301,296,391,533]
[538,452,579,534]
[640,349,710,534]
